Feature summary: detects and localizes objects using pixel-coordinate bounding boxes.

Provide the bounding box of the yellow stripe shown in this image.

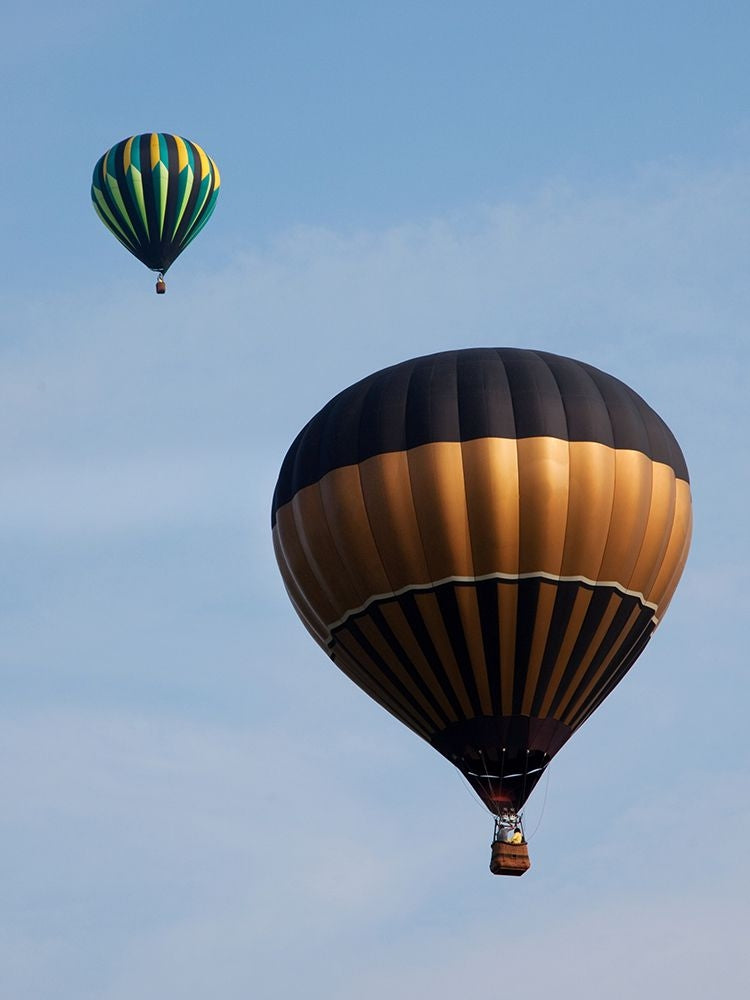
[123,136,134,173]
[537,587,594,716]
[412,592,474,718]
[194,142,210,180]
[554,594,623,723]
[353,616,445,730]
[378,603,459,723]
[563,604,643,725]
[498,582,518,713]
[150,132,161,170]
[454,586,493,714]
[174,135,189,172]
[520,580,559,715]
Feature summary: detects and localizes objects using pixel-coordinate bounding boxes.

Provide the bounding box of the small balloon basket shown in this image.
[156,274,166,294]
[489,840,531,877]
[489,812,531,876]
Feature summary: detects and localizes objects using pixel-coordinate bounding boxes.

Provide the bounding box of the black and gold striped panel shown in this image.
[272,349,692,811]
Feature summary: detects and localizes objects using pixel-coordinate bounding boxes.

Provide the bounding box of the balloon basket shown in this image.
[156,277,166,294]
[490,840,531,877]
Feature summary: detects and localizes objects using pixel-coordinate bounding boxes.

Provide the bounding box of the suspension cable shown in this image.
[525,761,552,841]
[479,750,499,816]
[520,748,530,813]
[455,769,492,816]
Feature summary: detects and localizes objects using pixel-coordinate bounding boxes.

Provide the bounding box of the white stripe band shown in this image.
[326,570,659,638]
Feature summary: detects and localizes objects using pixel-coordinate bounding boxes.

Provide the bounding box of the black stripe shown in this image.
[543,354,614,447]
[582,362,651,457]
[364,592,468,720]
[475,578,502,716]
[505,349,569,439]
[330,643,432,736]
[511,578,540,715]
[546,587,619,717]
[272,349,689,522]
[560,597,647,722]
[338,619,440,730]
[160,133,180,267]
[530,582,581,716]
[404,354,461,447]
[357,604,451,727]
[456,348,516,440]
[433,586,484,716]
[568,614,655,730]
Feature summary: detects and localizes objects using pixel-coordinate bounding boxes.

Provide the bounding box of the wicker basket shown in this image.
[489,840,531,876]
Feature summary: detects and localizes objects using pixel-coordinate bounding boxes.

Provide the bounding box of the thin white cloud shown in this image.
[0,453,272,536]
[3,161,748,542]
[1,708,746,1000]
[2,160,749,999]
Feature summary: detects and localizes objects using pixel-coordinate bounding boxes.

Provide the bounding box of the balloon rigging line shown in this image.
[479,750,499,818]
[521,749,530,809]
[457,770,490,815]
[525,764,551,842]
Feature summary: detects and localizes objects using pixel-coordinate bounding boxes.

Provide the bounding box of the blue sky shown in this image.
[2,3,749,998]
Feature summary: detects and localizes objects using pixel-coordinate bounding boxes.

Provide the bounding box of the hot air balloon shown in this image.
[271,348,692,875]
[91,133,220,294]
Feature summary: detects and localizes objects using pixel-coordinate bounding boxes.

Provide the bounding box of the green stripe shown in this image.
[182,172,212,237]
[125,139,148,238]
[179,187,219,252]
[92,188,137,249]
[153,133,169,238]
[172,142,196,237]
[104,171,139,242]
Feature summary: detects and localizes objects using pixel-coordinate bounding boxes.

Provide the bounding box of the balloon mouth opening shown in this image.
[464,767,548,814]
[430,715,572,811]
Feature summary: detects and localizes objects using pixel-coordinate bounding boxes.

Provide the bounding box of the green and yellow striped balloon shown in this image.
[91,132,220,277]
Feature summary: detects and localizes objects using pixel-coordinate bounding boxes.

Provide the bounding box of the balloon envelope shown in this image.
[272,348,692,812]
[91,132,220,274]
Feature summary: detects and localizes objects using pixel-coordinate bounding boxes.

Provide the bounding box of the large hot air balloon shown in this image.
[91,133,220,294]
[271,348,692,875]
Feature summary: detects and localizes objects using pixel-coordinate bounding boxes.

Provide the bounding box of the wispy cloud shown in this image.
[3,160,749,998]
[2,708,746,1000]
